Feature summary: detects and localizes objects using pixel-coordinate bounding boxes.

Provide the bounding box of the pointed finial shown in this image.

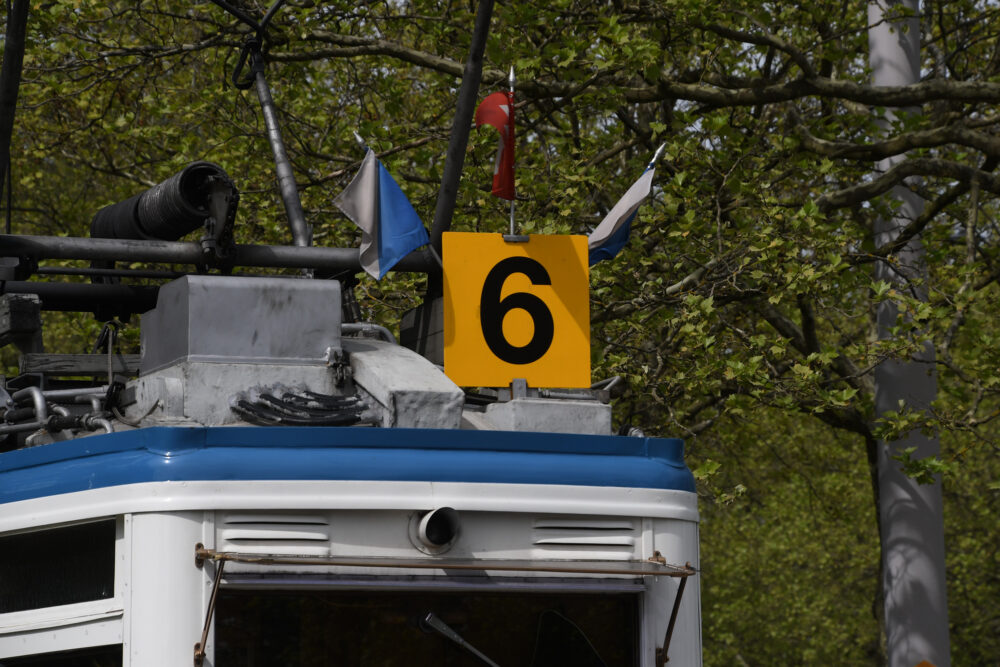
[647,142,667,171]
[508,66,515,91]
[352,131,368,153]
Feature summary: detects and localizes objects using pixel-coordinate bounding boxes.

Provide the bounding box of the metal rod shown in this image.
[36,266,272,280]
[2,281,159,312]
[423,613,500,667]
[36,266,186,280]
[12,386,46,421]
[428,0,496,259]
[0,419,44,435]
[658,571,688,665]
[212,0,306,247]
[85,416,114,433]
[193,557,225,667]
[236,243,354,269]
[0,235,434,273]
[255,69,311,247]
[194,547,696,577]
[42,386,109,399]
[0,0,29,235]
[508,66,515,236]
[1,234,211,263]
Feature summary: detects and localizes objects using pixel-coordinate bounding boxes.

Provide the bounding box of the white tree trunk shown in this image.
[868,2,950,665]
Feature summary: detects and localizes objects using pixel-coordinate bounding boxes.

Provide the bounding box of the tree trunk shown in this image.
[868,2,950,665]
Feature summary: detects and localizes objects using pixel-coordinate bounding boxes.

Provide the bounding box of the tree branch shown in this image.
[274,32,1000,107]
[847,156,999,265]
[795,120,1000,161]
[698,15,816,78]
[759,301,873,395]
[817,157,1000,211]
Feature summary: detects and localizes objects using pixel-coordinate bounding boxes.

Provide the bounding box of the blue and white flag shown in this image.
[334,149,429,280]
[587,144,665,266]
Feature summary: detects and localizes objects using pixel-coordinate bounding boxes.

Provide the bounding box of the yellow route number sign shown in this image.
[443,232,590,388]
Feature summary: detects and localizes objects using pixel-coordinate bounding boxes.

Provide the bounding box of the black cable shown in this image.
[259,0,287,31]
[232,400,365,426]
[5,157,10,235]
[273,391,363,411]
[205,0,260,31]
[231,388,370,427]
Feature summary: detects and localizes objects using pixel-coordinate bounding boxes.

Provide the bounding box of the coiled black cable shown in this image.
[230,386,371,427]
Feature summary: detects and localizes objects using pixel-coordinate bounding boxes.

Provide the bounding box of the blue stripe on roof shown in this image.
[0,426,693,505]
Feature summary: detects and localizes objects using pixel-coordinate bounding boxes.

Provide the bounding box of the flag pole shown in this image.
[586,142,666,266]
[508,66,515,236]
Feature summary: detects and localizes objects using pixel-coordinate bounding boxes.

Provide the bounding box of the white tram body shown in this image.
[0,275,700,666]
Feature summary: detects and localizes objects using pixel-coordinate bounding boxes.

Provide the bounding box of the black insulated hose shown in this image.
[90,162,236,241]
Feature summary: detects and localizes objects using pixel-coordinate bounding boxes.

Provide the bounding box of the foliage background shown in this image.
[4,0,1000,663]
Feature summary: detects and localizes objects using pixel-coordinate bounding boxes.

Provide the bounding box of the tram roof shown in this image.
[0,426,694,505]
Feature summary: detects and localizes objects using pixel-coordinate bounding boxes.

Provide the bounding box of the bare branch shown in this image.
[795,120,1000,161]
[699,14,816,78]
[664,258,721,296]
[847,157,998,265]
[817,157,1000,211]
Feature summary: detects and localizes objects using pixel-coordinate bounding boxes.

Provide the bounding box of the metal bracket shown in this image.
[0,293,43,353]
[193,542,226,667]
[0,255,35,281]
[510,378,528,399]
[326,345,352,387]
[655,561,692,666]
[199,178,239,265]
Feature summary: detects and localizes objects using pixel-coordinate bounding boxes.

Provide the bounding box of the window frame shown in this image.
[0,517,126,661]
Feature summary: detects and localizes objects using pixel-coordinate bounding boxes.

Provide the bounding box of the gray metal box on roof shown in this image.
[140,275,341,374]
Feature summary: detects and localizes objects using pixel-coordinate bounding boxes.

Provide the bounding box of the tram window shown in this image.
[0,644,122,666]
[215,589,638,666]
[0,520,115,613]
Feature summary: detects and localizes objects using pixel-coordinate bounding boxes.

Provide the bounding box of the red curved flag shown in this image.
[475,91,515,201]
